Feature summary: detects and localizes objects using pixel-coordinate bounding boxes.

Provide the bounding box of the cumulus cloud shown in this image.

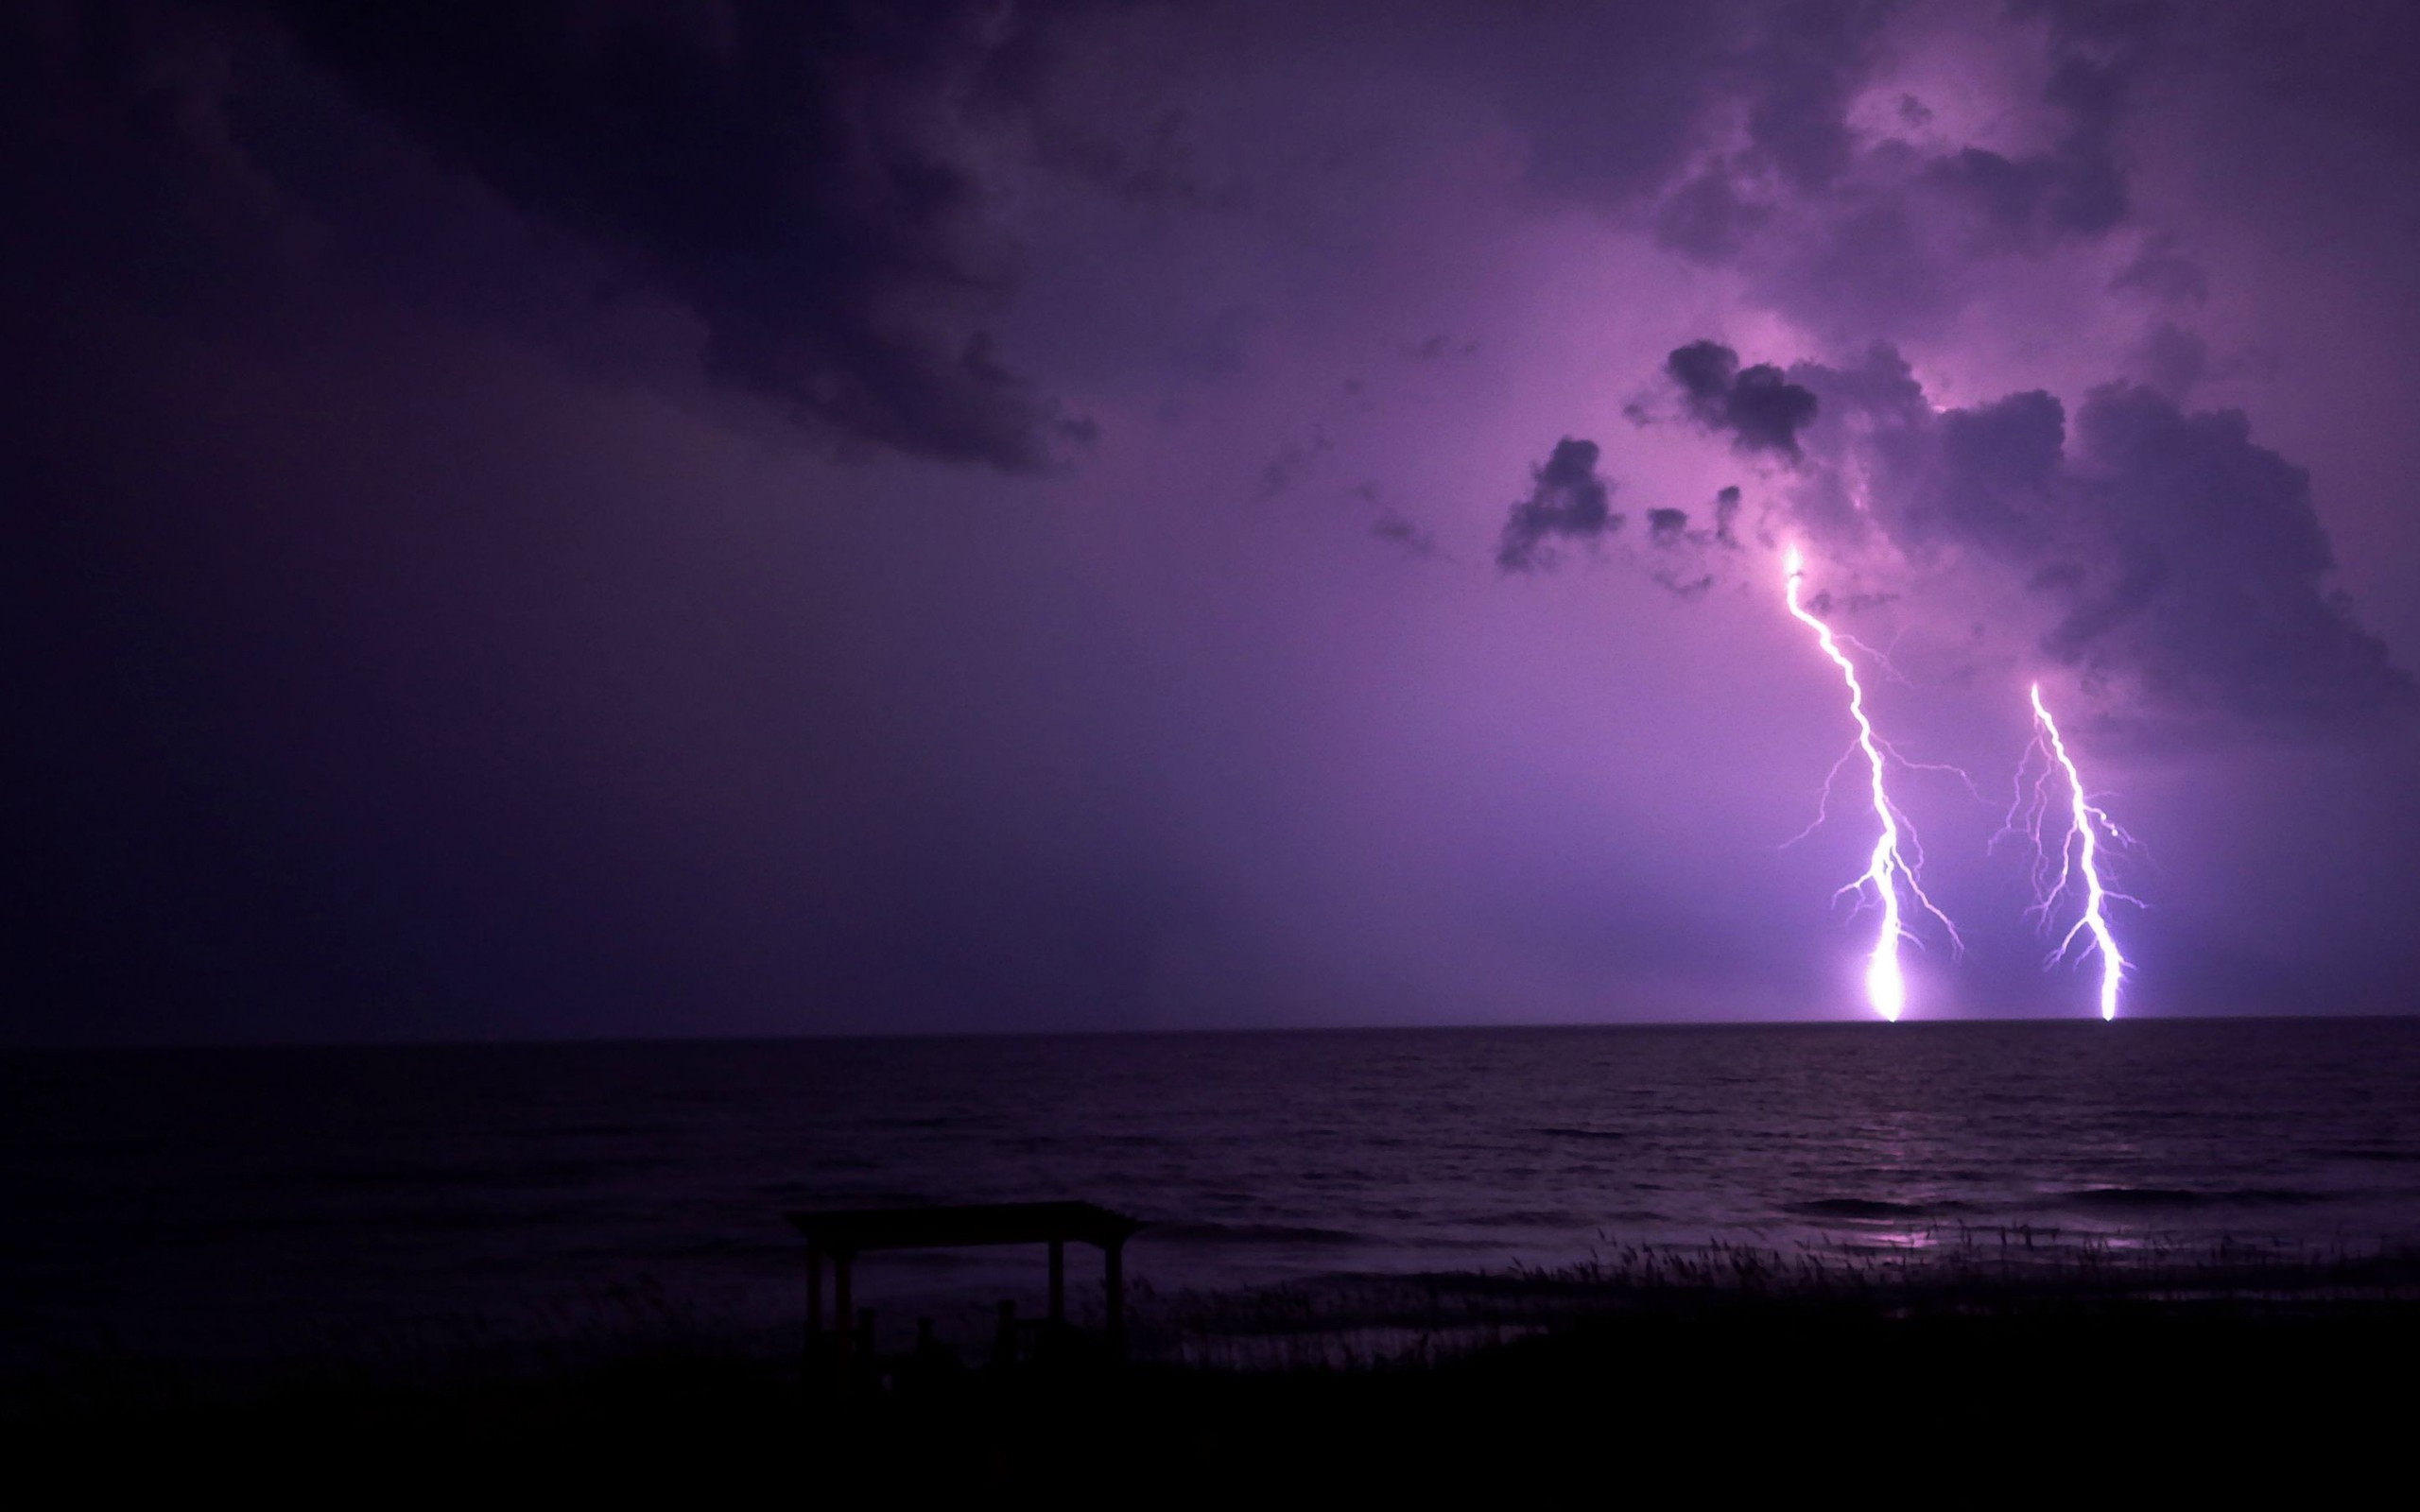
[1757,344,2414,741]
[1631,485,1747,597]
[1496,438,1620,571]
[1625,330,2409,741]
[1666,341,1821,458]
[1498,438,1744,593]
[1661,486,1749,554]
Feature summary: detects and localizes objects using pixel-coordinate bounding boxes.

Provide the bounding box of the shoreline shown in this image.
[18,1228,2419,1388]
[12,1233,2417,1490]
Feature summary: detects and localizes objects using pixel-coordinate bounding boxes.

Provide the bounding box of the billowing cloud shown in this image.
[6,0,1084,471]
[1752,343,2414,741]
[1497,438,1620,571]
[270,1,1093,470]
[1632,486,1744,598]
[1638,1,2162,339]
[13,0,2420,1046]
[1666,341,1821,457]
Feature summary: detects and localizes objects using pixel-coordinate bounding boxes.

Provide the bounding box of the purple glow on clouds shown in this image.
[7,1,2420,1042]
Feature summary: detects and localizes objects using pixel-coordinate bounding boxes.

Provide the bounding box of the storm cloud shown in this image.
[281,1,1096,468]
[7,0,1081,470]
[1763,346,2415,741]
[1642,0,2161,340]
[1497,438,1621,571]
[12,0,2420,1041]
[1667,341,1822,458]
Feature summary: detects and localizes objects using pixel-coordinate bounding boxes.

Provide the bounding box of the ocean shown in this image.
[7,1018,2419,1378]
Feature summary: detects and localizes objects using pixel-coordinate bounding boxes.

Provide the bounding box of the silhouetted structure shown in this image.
[786,1201,1143,1381]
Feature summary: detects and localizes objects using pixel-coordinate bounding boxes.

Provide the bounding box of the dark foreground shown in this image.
[10,1277,2417,1503]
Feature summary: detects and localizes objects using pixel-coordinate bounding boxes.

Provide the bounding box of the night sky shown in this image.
[9,1,2419,1045]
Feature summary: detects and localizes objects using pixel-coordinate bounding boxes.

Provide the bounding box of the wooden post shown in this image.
[804,1244,825,1382]
[993,1299,1018,1368]
[1047,1239,1066,1324]
[832,1253,855,1381]
[1103,1238,1125,1357]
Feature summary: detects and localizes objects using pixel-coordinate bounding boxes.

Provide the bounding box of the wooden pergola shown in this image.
[786,1201,1144,1372]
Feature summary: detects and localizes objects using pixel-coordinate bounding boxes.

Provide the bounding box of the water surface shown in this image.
[7,1019,2417,1372]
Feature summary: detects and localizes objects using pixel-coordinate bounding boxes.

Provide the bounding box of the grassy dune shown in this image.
[10,1236,2416,1499]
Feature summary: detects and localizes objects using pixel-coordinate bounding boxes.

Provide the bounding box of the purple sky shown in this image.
[9,1,2420,1044]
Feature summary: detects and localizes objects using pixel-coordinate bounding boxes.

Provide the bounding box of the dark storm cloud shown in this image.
[1735,0,1876,194]
[1772,347,2414,739]
[1645,516,1714,599]
[1635,489,1742,597]
[1634,0,2162,337]
[1651,488,1747,554]
[262,0,1085,470]
[2050,387,2410,731]
[13,0,2420,1048]
[1666,341,1821,458]
[1496,438,1620,572]
[5,0,1080,470]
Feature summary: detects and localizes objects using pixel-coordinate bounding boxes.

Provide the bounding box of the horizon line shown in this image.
[8,1007,2417,1056]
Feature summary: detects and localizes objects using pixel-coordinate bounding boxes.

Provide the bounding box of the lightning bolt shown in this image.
[2014,682,2135,1020]
[1782,545,1962,1021]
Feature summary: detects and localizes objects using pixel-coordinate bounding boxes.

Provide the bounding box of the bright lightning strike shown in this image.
[2016,683,2135,1020]
[1782,546,1961,1021]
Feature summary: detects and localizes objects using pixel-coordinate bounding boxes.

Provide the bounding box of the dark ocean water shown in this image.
[6,1019,2420,1376]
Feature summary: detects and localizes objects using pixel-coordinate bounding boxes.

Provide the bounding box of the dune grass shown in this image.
[9,1229,2418,1496]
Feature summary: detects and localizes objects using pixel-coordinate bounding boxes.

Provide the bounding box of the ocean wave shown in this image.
[1145,1221,1364,1246]
[2057,1186,2333,1211]
[1783,1197,1964,1221]
[1469,1209,1596,1229]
